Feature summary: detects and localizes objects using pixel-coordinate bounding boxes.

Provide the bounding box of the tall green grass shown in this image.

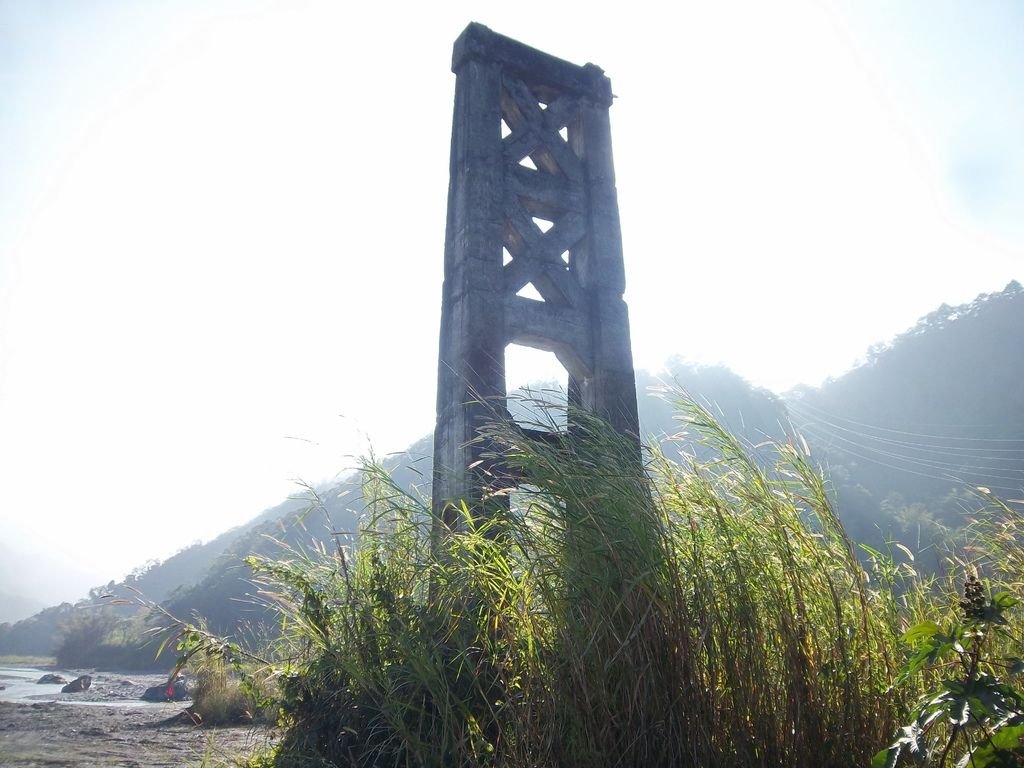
[227,396,1024,767]
[246,400,841,765]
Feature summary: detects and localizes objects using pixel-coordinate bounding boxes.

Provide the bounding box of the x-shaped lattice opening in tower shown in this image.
[502,201,584,309]
[500,74,586,310]
[501,77,583,180]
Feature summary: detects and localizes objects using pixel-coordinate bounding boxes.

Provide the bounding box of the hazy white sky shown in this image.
[1,0,1021,605]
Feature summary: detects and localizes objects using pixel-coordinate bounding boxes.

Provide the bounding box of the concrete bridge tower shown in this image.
[432,24,639,522]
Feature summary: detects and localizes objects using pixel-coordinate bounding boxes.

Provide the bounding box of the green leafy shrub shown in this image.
[151,617,275,727]
[874,577,1024,767]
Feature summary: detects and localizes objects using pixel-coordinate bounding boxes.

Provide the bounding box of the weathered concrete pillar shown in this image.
[432,23,639,523]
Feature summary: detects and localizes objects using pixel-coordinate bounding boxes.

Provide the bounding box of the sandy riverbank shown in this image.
[0,668,275,766]
[0,700,275,767]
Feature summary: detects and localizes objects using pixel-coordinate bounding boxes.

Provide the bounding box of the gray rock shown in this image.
[140,677,190,702]
[60,674,92,693]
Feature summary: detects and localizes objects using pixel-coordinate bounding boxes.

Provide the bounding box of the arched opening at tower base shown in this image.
[505,343,569,433]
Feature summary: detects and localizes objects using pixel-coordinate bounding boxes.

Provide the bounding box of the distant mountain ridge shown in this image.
[787,280,1024,551]
[0,367,784,657]
[3,281,1021,658]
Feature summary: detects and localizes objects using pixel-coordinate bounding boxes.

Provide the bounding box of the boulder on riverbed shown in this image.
[37,673,67,685]
[141,677,190,702]
[61,675,92,693]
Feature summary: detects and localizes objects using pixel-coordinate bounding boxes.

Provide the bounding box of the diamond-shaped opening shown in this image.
[538,101,548,111]
[503,247,514,266]
[501,118,512,139]
[532,216,554,234]
[516,282,545,302]
[560,250,570,265]
[519,155,538,171]
[558,126,568,142]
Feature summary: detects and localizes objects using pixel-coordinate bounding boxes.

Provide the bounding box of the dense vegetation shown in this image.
[167,398,1024,766]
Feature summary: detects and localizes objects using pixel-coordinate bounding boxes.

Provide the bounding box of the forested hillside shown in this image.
[788,280,1024,554]
[3,282,1021,665]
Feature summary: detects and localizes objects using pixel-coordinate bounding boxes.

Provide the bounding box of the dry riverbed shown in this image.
[0,668,275,766]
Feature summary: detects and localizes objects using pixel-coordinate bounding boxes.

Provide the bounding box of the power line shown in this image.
[788,404,1024,468]
[790,398,1024,445]
[796,421,1024,490]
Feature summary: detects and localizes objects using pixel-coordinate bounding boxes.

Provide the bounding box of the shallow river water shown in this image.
[0,665,185,709]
